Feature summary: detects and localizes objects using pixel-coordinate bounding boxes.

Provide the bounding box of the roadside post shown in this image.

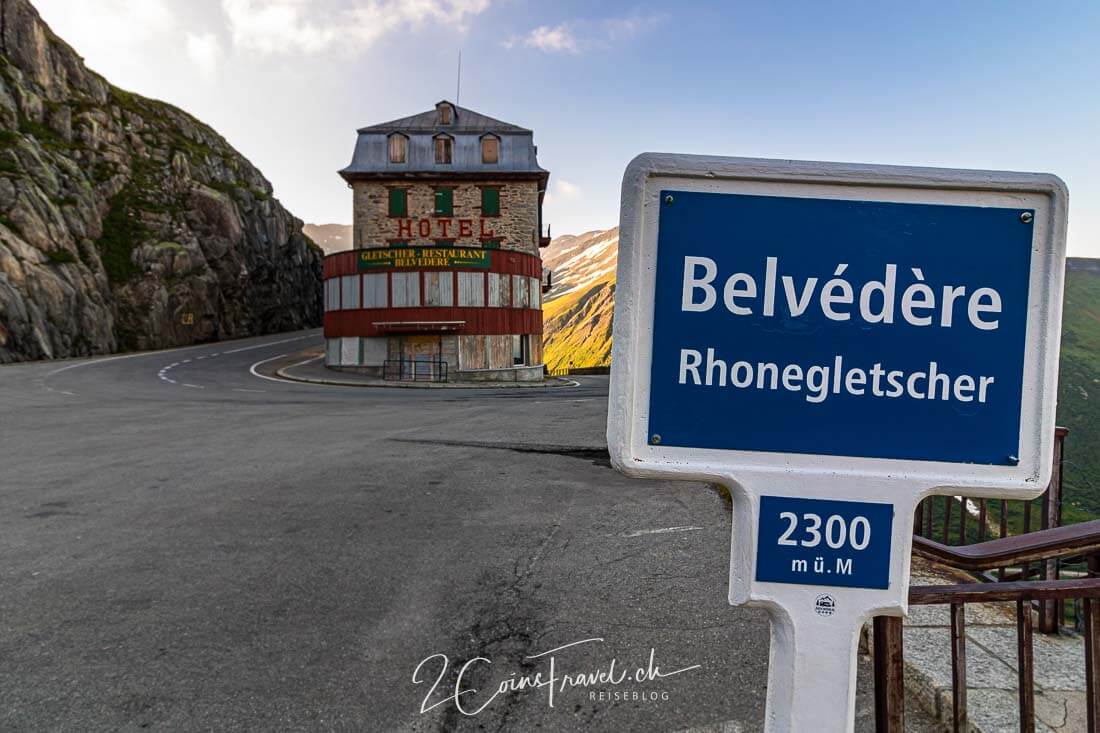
[607,154,1068,732]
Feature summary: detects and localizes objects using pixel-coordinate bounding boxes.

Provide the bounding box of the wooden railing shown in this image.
[874,524,1100,732]
[913,427,1075,632]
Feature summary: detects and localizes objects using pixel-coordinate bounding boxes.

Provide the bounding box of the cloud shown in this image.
[544,179,581,206]
[36,0,178,62]
[507,11,664,54]
[604,12,665,42]
[555,179,581,199]
[221,0,492,56]
[521,24,579,54]
[186,32,223,77]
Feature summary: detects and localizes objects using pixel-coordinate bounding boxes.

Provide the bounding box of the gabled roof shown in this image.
[357,100,532,135]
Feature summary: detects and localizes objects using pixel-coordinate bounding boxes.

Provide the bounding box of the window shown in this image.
[325,278,341,311]
[512,335,529,365]
[434,134,453,164]
[388,133,407,164]
[480,187,500,217]
[340,275,360,309]
[512,274,529,308]
[391,272,420,307]
[529,277,540,309]
[433,187,453,216]
[341,337,360,366]
[458,272,485,307]
[481,135,499,164]
[388,188,407,217]
[488,271,509,307]
[363,273,387,308]
[424,271,454,307]
[437,102,453,125]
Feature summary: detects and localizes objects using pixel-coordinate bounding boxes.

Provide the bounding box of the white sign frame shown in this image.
[607,153,1068,732]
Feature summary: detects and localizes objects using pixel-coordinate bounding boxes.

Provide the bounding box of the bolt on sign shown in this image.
[607,154,1067,733]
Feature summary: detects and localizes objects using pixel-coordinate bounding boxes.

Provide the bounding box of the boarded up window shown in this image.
[488,272,510,307]
[325,278,341,311]
[458,272,485,307]
[434,135,453,164]
[340,275,360,309]
[388,134,407,163]
[529,277,540,309]
[341,337,360,366]
[392,272,420,307]
[481,135,499,164]
[512,274,529,308]
[424,271,454,306]
[363,273,387,308]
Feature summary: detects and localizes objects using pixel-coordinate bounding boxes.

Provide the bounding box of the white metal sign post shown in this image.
[607,154,1068,732]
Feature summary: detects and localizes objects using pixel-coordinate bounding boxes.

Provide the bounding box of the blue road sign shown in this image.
[755,496,894,589]
[647,190,1034,465]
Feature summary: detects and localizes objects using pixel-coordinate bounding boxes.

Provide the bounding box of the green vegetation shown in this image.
[44,249,77,264]
[95,152,175,284]
[96,188,146,284]
[1056,261,1100,519]
[542,274,615,371]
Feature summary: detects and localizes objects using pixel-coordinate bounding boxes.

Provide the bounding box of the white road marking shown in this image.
[533,398,594,404]
[620,526,703,538]
[159,334,317,389]
[232,388,267,393]
[224,334,313,355]
[248,352,308,385]
[36,331,319,395]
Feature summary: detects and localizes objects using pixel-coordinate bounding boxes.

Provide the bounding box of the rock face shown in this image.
[0,0,323,363]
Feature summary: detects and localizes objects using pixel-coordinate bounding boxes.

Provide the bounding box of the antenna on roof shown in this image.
[455,50,462,107]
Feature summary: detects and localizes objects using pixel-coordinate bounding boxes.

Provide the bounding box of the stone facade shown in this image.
[352,180,540,255]
[329,101,548,382]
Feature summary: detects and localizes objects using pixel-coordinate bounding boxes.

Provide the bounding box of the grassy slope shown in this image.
[542,273,615,371]
[1057,263,1100,520]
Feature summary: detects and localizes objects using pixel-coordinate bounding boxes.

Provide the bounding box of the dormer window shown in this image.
[388,133,407,164]
[434,134,453,164]
[436,102,454,125]
[481,134,499,164]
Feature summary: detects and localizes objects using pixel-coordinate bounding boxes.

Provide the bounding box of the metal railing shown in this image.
[382,358,448,382]
[874,534,1100,732]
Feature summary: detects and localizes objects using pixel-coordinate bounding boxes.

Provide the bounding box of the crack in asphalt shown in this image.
[389,438,612,468]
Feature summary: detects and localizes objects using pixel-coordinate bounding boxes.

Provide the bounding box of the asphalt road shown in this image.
[0,329,926,732]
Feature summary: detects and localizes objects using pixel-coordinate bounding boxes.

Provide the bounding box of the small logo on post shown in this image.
[814,594,836,617]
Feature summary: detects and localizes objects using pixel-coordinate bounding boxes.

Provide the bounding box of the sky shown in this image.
[33,0,1100,256]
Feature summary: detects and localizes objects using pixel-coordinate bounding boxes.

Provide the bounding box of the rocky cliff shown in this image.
[0,0,322,363]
